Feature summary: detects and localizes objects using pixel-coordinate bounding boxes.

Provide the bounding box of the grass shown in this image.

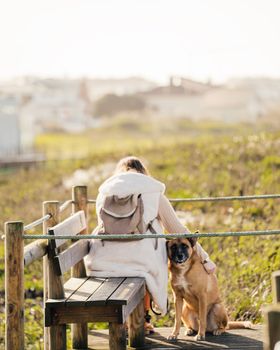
[0,117,279,348]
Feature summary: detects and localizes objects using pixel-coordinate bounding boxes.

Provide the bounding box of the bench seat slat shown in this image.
[48,210,87,248]
[64,277,89,299]
[66,277,106,306]
[45,277,88,307]
[108,277,145,305]
[54,240,89,275]
[86,277,125,306]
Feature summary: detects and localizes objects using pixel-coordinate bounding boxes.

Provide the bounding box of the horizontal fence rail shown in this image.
[23,199,73,231]
[22,229,280,240]
[58,199,73,212]
[18,193,280,234]
[167,194,280,202]
[4,187,280,350]
[87,194,280,204]
[23,214,51,231]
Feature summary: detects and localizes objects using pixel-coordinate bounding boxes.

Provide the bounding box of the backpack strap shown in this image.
[146,219,158,250]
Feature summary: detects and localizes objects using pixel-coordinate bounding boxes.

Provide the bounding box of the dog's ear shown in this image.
[188,236,198,247]
[165,241,169,258]
[166,240,170,251]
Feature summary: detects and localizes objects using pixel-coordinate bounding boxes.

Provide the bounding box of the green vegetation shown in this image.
[0,117,279,348]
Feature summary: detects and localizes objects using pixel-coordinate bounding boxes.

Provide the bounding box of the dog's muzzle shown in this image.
[173,254,188,264]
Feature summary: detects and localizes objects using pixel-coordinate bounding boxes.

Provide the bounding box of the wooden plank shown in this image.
[88,325,264,350]
[24,239,48,266]
[45,298,67,308]
[48,210,86,248]
[66,277,106,305]
[86,278,125,306]
[48,305,123,325]
[108,277,145,305]
[45,277,88,308]
[64,277,88,299]
[54,240,89,275]
[124,283,145,321]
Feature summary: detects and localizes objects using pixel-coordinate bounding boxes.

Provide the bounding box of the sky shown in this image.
[0,0,280,84]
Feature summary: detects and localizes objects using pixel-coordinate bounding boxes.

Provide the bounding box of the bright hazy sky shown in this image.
[1,0,280,83]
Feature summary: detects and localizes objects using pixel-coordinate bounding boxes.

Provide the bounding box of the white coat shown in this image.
[85,172,168,314]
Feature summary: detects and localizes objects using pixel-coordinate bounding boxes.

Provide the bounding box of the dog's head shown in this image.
[166,237,197,265]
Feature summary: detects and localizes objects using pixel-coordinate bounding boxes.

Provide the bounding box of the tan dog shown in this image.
[167,237,251,341]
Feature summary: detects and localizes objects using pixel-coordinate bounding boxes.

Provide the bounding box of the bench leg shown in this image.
[128,301,145,348]
[109,322,127,350]
[72,323,88,349]
[49,325,67,350]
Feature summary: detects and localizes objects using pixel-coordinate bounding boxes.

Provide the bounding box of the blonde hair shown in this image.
[114,156,149,175]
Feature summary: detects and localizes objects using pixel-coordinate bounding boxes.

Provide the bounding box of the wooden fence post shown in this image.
[264,271,280,350]
[264,305,280,350]
[5,221,24,350]
[71,186,88,349]
[272,271,280,304]
[43,201,66,350]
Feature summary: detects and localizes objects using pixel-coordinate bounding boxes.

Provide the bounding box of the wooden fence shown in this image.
[3,187,280,350]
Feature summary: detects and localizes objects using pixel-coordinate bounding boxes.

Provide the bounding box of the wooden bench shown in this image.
[44,210,146,350]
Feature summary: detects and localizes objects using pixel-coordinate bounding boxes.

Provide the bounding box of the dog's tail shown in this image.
[227,321,253,329]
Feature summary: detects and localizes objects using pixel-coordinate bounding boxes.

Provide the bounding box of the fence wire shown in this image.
[22,229,280,240]
[21,193,280,232]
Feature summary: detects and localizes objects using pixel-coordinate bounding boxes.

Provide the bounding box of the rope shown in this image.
[23,200,73,231]
[59,200,73,212]
[168,194,280,202]
[87,194,280,204]
[21,194,280,232]
[22,229,280,240]
[24,214,51,231]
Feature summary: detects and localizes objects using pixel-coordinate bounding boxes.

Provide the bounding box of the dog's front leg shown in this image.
[195,295,207,341]
[168,294,183,341]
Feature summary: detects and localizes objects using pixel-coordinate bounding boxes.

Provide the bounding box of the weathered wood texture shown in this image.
[45,277,144,325]
[109,323,127,350]
[46,304,123,325]
[88,325,264,350]
[53,235,89,275]
[24,239,48,266]
[48,210,87,249]
[45,277,145,350]
[272,270,280,303]
[71,186,88,349]
[128,298,145,348]
[5,221,24,350]
[264,305,280,350]
[43,201,66,350]
[264,270,280,350]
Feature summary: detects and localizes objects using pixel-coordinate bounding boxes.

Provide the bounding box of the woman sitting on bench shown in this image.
[85,156,215,333]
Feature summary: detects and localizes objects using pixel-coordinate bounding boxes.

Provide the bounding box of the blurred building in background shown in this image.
[141,76,280,123]
[0,95,21,156]
[0,94,36,155]
[0,75,280,147]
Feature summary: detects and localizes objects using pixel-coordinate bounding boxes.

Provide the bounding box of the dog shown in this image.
[166,237,252,341]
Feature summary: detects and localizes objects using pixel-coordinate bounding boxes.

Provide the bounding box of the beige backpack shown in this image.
[97,193,158,247]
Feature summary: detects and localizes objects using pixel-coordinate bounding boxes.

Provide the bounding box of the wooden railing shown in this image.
[3,187,280,350]
[5,186,88,350]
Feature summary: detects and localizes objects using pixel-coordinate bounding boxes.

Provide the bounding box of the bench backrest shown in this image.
[48,210,89,276]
